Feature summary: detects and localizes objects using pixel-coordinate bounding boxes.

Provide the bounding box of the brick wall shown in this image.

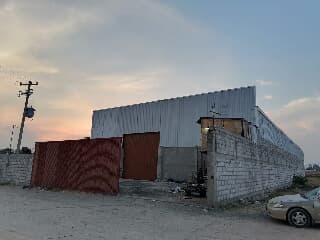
[0,154,33,186]
[208,129,304,205]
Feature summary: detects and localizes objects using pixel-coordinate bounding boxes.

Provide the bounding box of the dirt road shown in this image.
[0,186,319,240]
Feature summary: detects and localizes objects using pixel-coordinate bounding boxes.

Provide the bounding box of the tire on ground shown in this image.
[287,208,312,228]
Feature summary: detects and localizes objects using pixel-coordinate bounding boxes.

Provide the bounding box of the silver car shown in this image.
[267,187,320,227]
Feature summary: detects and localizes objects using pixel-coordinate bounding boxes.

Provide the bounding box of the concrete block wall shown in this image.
[209,129,304,205]
[0,154,33,186]
[157,147,198,182]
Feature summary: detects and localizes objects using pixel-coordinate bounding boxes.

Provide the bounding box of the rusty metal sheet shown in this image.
[123,132,160,181]
[31,138,122,194]
[31,142,48,187]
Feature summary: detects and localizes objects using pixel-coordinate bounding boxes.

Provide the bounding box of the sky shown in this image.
[0,0,319,165]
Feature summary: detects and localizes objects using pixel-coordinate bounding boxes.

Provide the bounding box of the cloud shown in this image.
[0,56,59,74]
[0,0,237,151]
[86,71,165,93]
[256,80,274,86]
[0,0,199,73]
[263,95,273,100]
[268,96,320,164]
[270,96,320,131]
[284,97,320,109]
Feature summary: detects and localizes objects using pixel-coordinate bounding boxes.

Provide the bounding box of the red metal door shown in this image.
[123,132,160,181]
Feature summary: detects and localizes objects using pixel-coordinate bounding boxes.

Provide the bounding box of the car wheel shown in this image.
[288,208,311,228]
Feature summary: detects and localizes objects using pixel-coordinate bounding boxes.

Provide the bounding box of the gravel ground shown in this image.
[0,185,319,240]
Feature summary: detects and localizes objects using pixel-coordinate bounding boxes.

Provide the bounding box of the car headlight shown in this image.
[273,203,285,208]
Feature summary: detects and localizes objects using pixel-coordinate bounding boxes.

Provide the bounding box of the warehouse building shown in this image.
[91,86,303,182]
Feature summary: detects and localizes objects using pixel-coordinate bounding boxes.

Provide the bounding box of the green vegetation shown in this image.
[292,175,308,188]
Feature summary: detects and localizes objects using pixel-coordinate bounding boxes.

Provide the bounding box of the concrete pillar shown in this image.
[194,146,198,175]
[207,128,217,207]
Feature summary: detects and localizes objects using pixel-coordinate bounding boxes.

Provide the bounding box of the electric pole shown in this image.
[210,104,220,129]
[16,81,38,153]
[9,124,16,154]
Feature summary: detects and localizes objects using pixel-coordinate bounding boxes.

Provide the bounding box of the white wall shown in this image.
[0,154,33,186]
[208,129,304,205]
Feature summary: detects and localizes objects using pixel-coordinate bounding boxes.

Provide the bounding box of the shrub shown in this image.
[292,175,308,187]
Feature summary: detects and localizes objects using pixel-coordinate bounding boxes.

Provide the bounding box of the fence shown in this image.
[31,138,122,194]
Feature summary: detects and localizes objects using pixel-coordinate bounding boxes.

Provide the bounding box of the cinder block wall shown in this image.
[209,129,304,205]
[157,147,198,182]
[0,154,34,186]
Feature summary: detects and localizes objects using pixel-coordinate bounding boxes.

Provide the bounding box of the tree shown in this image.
[20,147,32,154]
[306,163,320,171]
[306,164,313,170]
[0,148,13,154]
[313,164,320,171]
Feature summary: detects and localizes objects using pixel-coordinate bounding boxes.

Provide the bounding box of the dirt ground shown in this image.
[307,176,320,188]
[0,185,319,240]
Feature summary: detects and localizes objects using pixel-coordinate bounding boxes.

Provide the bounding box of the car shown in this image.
[266,187,320,227]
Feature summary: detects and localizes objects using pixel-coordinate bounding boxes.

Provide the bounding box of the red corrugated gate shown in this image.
[31,138,122,194]
[123,132,160,181]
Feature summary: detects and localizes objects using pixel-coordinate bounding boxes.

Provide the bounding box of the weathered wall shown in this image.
[0,154,33,186]
[208,129,304,205]
[157,147,198,182]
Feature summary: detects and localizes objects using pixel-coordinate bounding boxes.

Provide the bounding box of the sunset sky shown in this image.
[0,0,319,164]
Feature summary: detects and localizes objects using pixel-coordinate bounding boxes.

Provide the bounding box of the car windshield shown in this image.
[302,187,320,200]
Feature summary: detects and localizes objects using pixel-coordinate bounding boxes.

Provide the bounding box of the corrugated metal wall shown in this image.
[256,107,304,159]
[31,138,122,194]
[91,87,257,147]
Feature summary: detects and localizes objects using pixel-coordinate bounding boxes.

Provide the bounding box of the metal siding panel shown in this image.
[91,87,260,147]
[178,94,207,147]
[117,107,125,135]
[159,99,179,146]
[256,108,303,159]
[207,90,244,119]
[129,105,138,133]
[102,109,119,138]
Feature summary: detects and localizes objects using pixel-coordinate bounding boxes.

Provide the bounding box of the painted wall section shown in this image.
[208,129,304,205]
[91,87,256,147]
[0,154,33,186]
[157,147,198,182]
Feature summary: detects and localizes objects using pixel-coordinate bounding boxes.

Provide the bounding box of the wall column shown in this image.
[207,128,218,207]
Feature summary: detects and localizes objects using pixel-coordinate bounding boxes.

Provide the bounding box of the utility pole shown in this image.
[16,81,38,153]
[210,104,220,129]
[9,124,16,154]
